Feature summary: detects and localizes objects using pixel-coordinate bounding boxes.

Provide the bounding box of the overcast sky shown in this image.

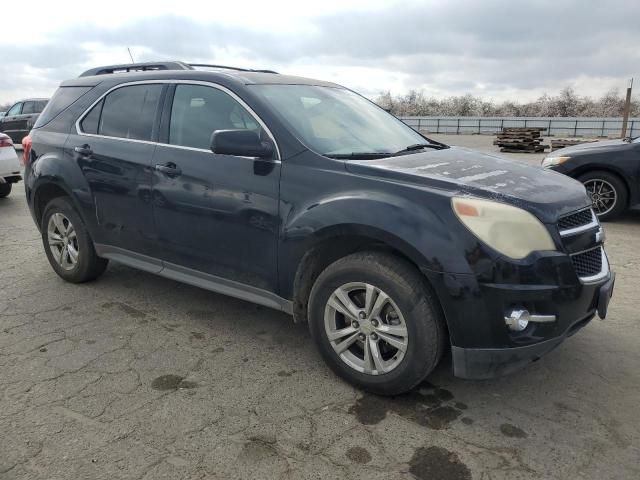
[1,0,638,104]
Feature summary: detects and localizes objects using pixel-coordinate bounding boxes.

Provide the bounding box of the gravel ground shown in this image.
[1,137,639,480]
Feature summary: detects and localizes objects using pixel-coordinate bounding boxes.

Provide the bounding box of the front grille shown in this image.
[558,208,594,231]
[571,247,603,278]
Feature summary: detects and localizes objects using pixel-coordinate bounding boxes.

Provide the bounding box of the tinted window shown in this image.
[99,84,163,141]
[35,100,48,113]
[7,103,22,116]
[22,102,37,114]
[169,85,261,150]
[80,99,103,135]
[35,87,91,128]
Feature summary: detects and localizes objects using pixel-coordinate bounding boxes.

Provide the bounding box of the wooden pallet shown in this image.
[500,147,547,153]
[551,138,598,151]
[495,127,549,153]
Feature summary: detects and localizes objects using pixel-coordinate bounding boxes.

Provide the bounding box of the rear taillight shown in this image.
[22,135,32,166]
[0,136,12,148]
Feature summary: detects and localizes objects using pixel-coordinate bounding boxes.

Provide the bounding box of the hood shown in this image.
[346,147,590,223]
[550,138,629,155]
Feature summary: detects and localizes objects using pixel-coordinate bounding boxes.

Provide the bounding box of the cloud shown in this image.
[1,0,638,103]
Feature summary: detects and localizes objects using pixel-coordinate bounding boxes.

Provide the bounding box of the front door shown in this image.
[69,83,164,261]
[151,83,280,291]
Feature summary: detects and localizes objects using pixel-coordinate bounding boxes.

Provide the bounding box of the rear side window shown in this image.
[97,84,163,141]
[80,100,103,135]
[34,87,91,128]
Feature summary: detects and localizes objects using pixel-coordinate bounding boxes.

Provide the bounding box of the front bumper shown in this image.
[452,272,614,379]
[423,253,615,380]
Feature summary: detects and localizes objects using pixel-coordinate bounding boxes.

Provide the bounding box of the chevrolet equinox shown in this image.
[24,61,615,395]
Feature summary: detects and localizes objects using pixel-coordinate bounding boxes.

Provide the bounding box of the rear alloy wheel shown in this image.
[47,213,80,271]
[41,197,108,283]
[578,171,627,221]
[309,251,445,395]
[0,183,11,198]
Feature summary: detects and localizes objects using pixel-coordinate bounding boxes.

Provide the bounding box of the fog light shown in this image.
[505,309,530,331]
[504,309,557,331]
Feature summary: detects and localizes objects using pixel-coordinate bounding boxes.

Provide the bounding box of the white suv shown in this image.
[0,133,21,198]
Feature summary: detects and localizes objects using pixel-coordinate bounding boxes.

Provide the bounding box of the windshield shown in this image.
[250,84,430,157]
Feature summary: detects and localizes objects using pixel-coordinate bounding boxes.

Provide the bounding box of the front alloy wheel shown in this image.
[325,282,409,375]
[578,171,627,221]
[308,251,445,395]
[584,179,616,217]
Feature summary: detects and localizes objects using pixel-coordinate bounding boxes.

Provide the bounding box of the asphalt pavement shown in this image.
[1,136,638,479]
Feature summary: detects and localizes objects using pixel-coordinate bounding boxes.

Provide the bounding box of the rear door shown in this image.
[16,101,39,139]
[22,100,47,132]
[0,102,23,142]
[151,82,281,291]
[68,83,165,263]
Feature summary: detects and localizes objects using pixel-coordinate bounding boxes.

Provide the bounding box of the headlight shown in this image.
[541,155,570,168]
[452,197,556,259]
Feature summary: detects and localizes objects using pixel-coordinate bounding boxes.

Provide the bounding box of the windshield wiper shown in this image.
[394,143,447,155]
[325,152,392,160]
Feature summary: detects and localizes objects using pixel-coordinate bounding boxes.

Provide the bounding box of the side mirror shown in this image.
[211,129,274,159]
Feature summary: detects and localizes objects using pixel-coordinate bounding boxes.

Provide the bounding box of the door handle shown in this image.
[74,145,93,156]
[155,162,182,177]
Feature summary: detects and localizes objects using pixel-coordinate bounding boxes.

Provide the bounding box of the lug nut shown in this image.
[371,319,379,327]
[358,311,366,319]
[352,321,359,329]
[358,333,366,341]
[371,333,378,341]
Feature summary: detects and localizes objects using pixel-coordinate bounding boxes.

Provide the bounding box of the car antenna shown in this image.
[127,47,135,63]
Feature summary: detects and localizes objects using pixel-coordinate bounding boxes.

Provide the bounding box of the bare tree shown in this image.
[376,88,639,118]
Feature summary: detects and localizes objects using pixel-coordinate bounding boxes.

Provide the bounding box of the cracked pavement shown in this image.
[1,137,639,479]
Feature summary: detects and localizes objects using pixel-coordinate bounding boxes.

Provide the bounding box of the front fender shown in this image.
[278,189,478,298]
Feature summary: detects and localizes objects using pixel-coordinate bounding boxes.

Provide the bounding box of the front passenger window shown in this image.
[7,103,22,116]
[169,84,261,150]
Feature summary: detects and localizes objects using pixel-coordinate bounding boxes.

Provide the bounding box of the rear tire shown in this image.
[308,251,445,396]
[0,183,11,198]
[41,197,108,283]
[578,170,627,221]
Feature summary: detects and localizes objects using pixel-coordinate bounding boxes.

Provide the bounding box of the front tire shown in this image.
[41,197,108,283]
[308,251,445,396]
[0,183,11,198]
[578,171,627,221]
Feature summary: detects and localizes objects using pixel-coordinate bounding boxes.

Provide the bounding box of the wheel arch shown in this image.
[33,181,75,229]
[288,224,442,324]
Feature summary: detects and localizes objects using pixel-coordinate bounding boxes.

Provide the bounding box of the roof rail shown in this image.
[79,61,278,77]
[79,61,193,77]
[188,64,279,74]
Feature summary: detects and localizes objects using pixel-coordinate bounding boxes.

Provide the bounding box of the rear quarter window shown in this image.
[34,87,92,128]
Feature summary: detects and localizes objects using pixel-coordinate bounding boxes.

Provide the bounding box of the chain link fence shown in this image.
[399,116,639,138]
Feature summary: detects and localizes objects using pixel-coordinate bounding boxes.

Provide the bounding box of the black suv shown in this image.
[0,97,48,143]
[24,61,615,395]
